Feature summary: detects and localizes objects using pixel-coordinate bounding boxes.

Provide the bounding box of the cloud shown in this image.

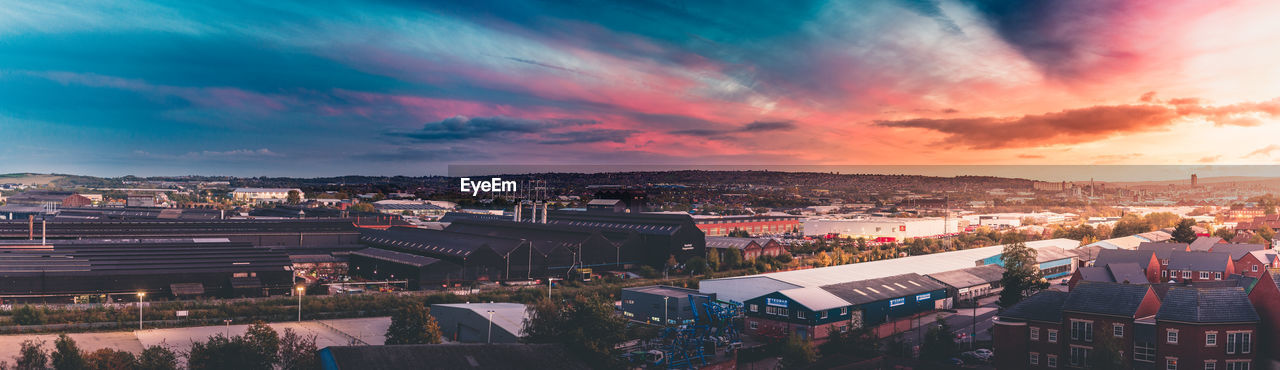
[1017,154,1044,159]
[393,115,600,142]
[1140,91,1157,102]
[537,129,637,145]
[877,97,1280,149]
[670,120,796,138]
[133,148,281,160]
[1197,155,1221,163]
[1246,145,1280,158]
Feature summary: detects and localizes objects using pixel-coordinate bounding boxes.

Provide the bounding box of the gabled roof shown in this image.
[1156,287,1259,324]
[820,273,947,306]
[1075,263,1148,285]
[1094,249,1156,268]
[776,287,850,311]
[925,265,1005,289]
[1063,282,1152,318]
[1001,291,1069,323]
[360,226,524,258]
[1248,249,1278,265]
[704,236,760,250]
[1209,243,1267,261]
[1189,236,1223,252]
[1071,245,1105,261]
[1034,246,1077,263]
[351,248,445,268]
[1137,242,1189,260]
[1167,251,1232,271]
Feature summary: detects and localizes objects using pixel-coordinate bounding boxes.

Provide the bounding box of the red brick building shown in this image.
[694,215,801,237]
[1153,287,1259,370]
[704,236,786,260]
[1092,249,1162,283]
[1166,251,1235,283]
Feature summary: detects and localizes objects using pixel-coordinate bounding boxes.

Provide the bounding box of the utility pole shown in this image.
[487,310,496,344]
[971,297,978,350]
[296,285,305,322]
[663,296,670,326]
[137,292,146,330]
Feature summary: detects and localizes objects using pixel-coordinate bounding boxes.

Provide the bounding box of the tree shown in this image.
[920,319,959,362]
[244,322,281,366]
[278,328,319,370]
[1171,219,1198,244]
[728,228,750,237]
[523,295,627,368]
[188,334,274,370]
[84,349,137,369]
[385,301,443,345]
[1260,226,1276,245]
[51,334,86,370]
[286,190,301,205]
[706,248,721,272]
[1214,227,1236,241]
[137,345,179,370]
[778,334,817,368]
[12,305,48,325]
[722,248,744,270]
[684,256,708,275]
[1087,335,1125,369]
[998,242,1049,308]
[14,339,48,370]
[1111,214,1152,238]
[818,326,880,360]
[348,203,375,213]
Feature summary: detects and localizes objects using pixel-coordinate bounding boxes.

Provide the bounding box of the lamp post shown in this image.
[487,310,496,344]
[224,319,232,336]
[296,285,305,322]
[663,296,669,326]
[136,292,146,330]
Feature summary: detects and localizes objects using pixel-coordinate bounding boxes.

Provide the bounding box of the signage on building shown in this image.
[766,298,789,307]
[916,293,931,301]
[889,298,905,307]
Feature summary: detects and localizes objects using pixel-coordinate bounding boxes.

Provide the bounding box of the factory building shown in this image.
[0,219,362,248]
[347,248,462,290]
[0,238,294,301]
[740,273,947,342]
[231,188,304,203]
[431,302,528,343]
[693,215,802,236]
[621,285,714,326]
[704,236,786,260]
[802,217,961,241]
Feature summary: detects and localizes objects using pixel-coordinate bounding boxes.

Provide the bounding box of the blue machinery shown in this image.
[623,294,744,369]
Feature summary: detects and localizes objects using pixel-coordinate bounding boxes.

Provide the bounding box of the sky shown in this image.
[3,0,1280,177]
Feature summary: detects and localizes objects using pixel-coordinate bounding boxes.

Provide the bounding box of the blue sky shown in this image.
[3,1,1280,176]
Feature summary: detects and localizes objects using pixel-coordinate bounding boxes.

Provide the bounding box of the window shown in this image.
[1252,265,1258,272]
[1205,361,1217,370]
[1048,329,1059,343]
[1183,270,1192,279]
[1113,323,1125,338]
[1030,353,1039,365]
[1030,327,1040,341]
[750,304,759,312]
[1047,354,1058,368]
[1163,270,1169,278]
[1071,320,1094,342]
[1200,271,1210,280]
[1168,358,1178,370]
[750,321,759,330]
[1226,332,1251,354]
[1226,361,1250,370]
[820,311,828,319]
[1206,332,1217,346]
[1215,272,1222,280]
[766,306,786,316]
[1070,347,1090,367]
[840,307,848,315]
[1134,342,1156,363]
[1168,329,1179,344]
[797,311,806,319]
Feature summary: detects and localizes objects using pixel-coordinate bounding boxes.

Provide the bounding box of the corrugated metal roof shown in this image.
[776,287,849,311]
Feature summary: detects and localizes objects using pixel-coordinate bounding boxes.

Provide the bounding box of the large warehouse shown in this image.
[0,219,361,248]
[0,238,294,302]
[802,217,962,241]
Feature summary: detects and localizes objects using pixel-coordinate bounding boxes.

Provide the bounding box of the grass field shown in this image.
[0,173,64,185]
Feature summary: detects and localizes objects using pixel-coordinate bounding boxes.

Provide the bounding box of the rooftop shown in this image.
[1156,287,1259,324]
[1063,282,1152,318]
[1000,290,1069,323]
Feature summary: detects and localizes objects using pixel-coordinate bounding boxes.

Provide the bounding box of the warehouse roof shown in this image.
[432,302,529,338]
[776,287,850,311]
[925,265,1005,289]
[705,237,761,250]
[360,227,523,258]
[351,248,444,268]
[1156,287,1259,324]
[821,273,947,306]
[701,239,1078,302]
[624,285,701,298]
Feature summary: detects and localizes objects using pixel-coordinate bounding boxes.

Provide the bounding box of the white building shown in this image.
[802,217,960,240]
[231,188,304,203]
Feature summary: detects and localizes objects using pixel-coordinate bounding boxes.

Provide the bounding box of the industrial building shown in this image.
[693,215,802,236]
[430,302,528,343]
[348,248,462,289]
[0,238,294,301]
[620,285,714,326]
[704,236,786,260]
[231,188,304,203]
[802,217,961,241]
[924,264,1005,307]
[0,219,362,248]
[740,273,947,341]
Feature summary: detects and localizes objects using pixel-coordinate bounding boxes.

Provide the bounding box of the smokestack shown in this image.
[28,215,33,240]
[541,201,547,224]
[41,220,46,246]
[514,202,522,222]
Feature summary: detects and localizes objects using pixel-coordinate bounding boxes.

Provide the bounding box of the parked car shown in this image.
[973,348,993,360]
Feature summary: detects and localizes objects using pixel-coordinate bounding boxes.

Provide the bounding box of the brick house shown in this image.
[994,282,1160,369]
[993,291,1069,369]
[1093,249,1162,283]
[1166,251,1235,283]
[1233,250,1278,278]
[1151,287,1258,370]
[704,236,787,260]
[1247,272,1280,363]
[1138,242,1191,267]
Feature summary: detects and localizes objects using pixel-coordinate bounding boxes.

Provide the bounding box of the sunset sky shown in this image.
[3,0,1280,176]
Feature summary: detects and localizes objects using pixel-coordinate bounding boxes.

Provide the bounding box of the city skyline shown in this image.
[4,1,1280,176]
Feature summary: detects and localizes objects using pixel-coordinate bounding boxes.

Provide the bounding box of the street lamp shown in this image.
[223,319,232,336]
[296,285,305,322]
[663,296,670,326]
[136,292,146,330]
[487,310,496,344]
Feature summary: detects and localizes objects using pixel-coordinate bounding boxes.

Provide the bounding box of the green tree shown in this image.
[523,295,627,368]
[1171,219,1198,244]
[348,203,375,213]
[1214,227,1236,241]
[384,302,443,345]
[728,228,750,237]
[84,349,137,369]
[244,322,281,366]
[278,328,320,370]
[137,345,179,370]
[684,256,708,275]
[1142,212,1181,229]
[722,248,744,270]
[1087,335,1125,369]
[779,334,817,368]
[818,327,880,360]
[998,242,1049,308]
[920,318,960,362]
[1260,226,1276,244]
[12,305,48,325]
[51,334,86,370]
[1111,214,1152,238]
[15,339,48,370]
[706,248,721,272]
[286,190,301,205]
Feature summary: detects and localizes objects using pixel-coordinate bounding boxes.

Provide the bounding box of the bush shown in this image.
[13,305,49,325]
